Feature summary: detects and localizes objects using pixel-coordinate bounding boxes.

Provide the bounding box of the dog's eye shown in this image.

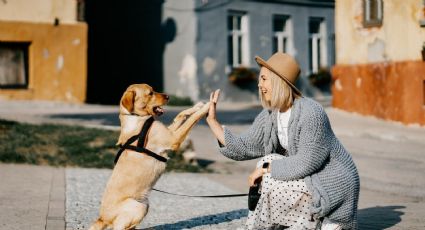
[149,92,153,96]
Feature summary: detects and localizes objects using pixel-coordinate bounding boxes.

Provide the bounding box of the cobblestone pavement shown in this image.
[66,168,247,230]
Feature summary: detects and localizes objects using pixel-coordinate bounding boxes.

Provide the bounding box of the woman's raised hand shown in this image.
[207,89,220,122]
[206,89,225,145]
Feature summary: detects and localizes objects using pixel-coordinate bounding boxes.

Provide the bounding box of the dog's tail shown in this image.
[88,218,107,230]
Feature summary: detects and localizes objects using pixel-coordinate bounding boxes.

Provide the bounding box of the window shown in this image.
[227,11,249,68]
[420,0,425,27]
[272,15,293,54]
[363,0,383,27]
[309,17,327,74]
[77,0,86,22]
[0,42,30,89]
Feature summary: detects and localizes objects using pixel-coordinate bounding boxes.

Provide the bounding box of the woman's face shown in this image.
[258,67,272,102]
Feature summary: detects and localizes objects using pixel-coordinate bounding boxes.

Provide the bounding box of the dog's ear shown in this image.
[121,90,135,113]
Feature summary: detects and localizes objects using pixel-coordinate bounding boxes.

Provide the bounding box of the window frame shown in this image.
[272,15,293,54]
[227,10,250,68]
[363,0,383,28]
[0,42,30,89]
[308,17,328,74]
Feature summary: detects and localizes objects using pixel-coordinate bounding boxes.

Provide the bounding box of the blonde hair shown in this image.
[259,68,299,112]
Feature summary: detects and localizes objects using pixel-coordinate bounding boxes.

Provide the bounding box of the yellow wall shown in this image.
[0,0,77,24]
[335,0,425,64]
[0,21,87,103]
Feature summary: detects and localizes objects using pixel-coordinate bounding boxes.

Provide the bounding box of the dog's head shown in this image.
[119,84,169,116]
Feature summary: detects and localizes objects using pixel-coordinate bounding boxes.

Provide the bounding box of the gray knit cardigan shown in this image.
[218,97,359,229]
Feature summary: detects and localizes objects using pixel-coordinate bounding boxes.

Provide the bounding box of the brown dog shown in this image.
[89,84,210,230]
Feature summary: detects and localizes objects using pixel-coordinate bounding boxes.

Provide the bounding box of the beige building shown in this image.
[0,0,87,103]
[332,0,425,125]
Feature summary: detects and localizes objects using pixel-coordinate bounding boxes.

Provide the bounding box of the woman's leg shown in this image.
[246,154,318,230]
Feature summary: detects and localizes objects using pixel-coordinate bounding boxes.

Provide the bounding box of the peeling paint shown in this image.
[178,54,196,82]
[72,38,80,46]
[367,38,387,62]
[337,0,425,64]
[56,55,64,71]
[202,57,216,76]
[65,91,73,100]
[213,74,220,82]
[335,78,343,91]
[43,48,49,59]
[178,54,199,101]
[0,21,87,103]
[259,35,270,47]
[175,89,183,97]
[332,61,425,125]
[356,77,361,88]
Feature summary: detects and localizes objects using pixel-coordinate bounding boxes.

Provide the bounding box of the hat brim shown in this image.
[255,56,302,96]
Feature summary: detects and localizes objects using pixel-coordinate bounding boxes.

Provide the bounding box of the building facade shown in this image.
[163,0,335,102]
[332,0,425,125]
[0,0,87,103]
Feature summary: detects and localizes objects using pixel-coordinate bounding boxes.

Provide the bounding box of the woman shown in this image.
[206,52,359,229]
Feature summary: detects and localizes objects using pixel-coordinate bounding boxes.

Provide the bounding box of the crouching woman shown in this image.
[206,52,360,229]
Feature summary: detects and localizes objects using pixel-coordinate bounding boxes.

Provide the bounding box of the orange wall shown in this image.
[332,61,425,126]
[0,21,87,103]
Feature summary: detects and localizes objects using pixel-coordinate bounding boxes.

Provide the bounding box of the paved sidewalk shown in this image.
[0,164,65,230]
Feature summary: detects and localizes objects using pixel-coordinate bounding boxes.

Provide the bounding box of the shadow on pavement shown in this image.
[141,205,404,230]
[140,209,248,230]
[49,113,119,126]
[358,205,404,229]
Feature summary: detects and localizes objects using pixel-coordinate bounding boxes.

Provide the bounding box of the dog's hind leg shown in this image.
[168,102,205,131]
[113,199,149,230]
[88,218,107,230]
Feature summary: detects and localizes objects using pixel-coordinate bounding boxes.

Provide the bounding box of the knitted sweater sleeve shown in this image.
[217,110,267,161]
[270,104,331,180]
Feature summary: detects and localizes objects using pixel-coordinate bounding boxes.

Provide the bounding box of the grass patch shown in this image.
[0,119,210,172]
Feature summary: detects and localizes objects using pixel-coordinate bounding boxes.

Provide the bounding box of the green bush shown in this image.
[167,95,194,106]
[308,68,332,87]
[228,67,257,85]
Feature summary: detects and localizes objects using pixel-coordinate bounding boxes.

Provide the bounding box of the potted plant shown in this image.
[308,68,332,87]
[228,67,257,85]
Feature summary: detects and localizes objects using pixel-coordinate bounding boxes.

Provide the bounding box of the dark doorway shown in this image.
[85,0,165,104]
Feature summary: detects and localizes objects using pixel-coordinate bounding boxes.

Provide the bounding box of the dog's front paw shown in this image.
[200,102,211,113]
[193,102,205,110]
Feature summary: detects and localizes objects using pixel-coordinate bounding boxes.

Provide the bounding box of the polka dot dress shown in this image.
[245,154,319,230]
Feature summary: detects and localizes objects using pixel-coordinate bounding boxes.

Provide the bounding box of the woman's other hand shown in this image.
[248,168,265,187]
[207,89,220,122]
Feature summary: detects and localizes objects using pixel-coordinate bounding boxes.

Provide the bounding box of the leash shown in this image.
[114,116,167,164]
[152,188,248,198]
[115,116,246,198]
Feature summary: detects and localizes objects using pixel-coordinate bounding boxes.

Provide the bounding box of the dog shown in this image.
[89,84,210,230]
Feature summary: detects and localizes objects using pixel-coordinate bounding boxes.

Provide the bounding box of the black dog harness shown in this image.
[114,116,247,198]
[114,116,168,164]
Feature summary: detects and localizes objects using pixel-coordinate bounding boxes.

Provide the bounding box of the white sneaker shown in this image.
[321,218,342,230]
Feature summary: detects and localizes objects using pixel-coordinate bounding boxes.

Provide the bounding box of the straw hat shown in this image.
[255,52,302,96]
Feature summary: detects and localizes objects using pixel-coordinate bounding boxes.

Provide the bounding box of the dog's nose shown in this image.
[164,95,169,100]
